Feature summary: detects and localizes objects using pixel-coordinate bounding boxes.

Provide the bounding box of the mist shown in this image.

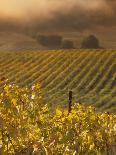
[0,0,116,34]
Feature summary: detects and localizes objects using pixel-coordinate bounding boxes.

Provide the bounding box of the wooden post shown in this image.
[106,112,110,155]
[68,91,72,113]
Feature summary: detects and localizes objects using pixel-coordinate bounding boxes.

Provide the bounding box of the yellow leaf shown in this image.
[56,109,62,117]
[63,109,68,116]
[11,98,17,106]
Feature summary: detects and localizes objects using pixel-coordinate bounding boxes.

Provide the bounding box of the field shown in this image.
[0,49,116,113]
[0,49,116,154]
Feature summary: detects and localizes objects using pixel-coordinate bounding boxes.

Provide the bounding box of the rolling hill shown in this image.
[0,32,46,51]
[0,49,115,113]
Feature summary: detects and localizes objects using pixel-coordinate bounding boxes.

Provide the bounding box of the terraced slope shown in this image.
[0,49,116,113]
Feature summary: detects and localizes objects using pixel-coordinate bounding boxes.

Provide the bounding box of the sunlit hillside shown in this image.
[0,49,115,113]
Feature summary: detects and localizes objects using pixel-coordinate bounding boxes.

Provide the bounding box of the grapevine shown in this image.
[0,82,115,154]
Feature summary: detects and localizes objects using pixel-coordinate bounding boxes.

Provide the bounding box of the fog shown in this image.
[0,0,115,33]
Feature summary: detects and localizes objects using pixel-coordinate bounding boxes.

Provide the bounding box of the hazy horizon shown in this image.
[0,0,116,49]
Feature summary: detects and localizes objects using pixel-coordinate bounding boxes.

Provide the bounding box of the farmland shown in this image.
[0,49,116,113]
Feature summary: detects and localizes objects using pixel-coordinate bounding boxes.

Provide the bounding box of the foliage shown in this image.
[0,82,42,154]
[81,35,100,49]
[36,34,63,48]
[0,83,116,154]
[0,50,115,112]
[62,39,75,49]
[36,35,75,49]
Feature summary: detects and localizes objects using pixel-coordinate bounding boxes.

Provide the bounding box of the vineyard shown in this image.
[0,49,116,113]
[0,83,116,154]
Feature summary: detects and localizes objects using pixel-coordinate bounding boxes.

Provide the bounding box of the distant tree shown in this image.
[36,35,62,48]
[81,35,100,49]
[62,40,75,49]
[36,35,47,46]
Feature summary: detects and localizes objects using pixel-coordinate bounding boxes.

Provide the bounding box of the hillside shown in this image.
[0,49,116,113]
[0,32,46,51]
[0,31,116,51]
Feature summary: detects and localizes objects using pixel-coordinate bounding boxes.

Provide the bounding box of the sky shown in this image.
[0,0,116,35]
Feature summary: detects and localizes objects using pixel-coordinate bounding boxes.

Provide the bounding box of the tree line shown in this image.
[36,34,102,49]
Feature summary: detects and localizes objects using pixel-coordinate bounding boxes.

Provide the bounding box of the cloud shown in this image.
[0,0,116,33]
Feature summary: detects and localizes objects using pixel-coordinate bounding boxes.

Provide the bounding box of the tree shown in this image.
[36,34,62,48]
[62,40,75,49]
[81,35,100,49]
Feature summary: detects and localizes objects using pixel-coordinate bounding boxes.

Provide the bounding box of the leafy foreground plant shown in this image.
[0,83,115,154]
